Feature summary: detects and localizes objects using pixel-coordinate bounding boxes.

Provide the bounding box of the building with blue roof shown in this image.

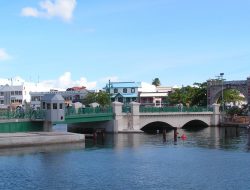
[104,82,141,104]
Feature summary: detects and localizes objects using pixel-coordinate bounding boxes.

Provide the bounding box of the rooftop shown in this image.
[106,82,141,88]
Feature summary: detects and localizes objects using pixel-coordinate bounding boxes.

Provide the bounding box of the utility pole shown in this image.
[108,80,111,105]
[216,73,225,112]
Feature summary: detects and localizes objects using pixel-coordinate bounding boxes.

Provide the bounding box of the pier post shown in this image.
[211,104,220,126]
[43,121,52,132]
[130,102,140,131]
[112,102,123,133]
[174,128,177,142]
[163,128,166,142]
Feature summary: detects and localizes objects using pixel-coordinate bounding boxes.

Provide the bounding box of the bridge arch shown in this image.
[207,79,249,106]
[213,86,247,105]
[141,121,174,133]
[182,120,209,130]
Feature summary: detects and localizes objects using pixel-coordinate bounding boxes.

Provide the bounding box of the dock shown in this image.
[0,132,85,148]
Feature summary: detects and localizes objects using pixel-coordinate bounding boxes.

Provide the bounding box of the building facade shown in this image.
[104,82,141,104]
[139,86,172,107]
[0,84,28,109]
[30,87,90,109]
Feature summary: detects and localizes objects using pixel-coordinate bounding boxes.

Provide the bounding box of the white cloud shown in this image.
[0,72,97,101]
[21,7,39,17]
[0,48,11,61]
[21,0,77,21]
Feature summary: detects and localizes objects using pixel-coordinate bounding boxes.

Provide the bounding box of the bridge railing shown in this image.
[139,106,213,113]
[65,106,113,116]
[0,109,45,120]
[122,105,131,113]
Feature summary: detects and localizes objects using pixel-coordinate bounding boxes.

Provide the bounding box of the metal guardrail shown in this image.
[139,106,213,113]
[0,109,45,120]
[122,106,131,113]
[65,106,113,116]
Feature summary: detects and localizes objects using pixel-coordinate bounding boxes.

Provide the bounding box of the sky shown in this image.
[0,0,250,91]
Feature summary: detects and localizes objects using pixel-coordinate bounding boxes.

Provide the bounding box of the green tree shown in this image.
[222,89,244,105]
[83,92,97,105]
[152,78,161,86]
[83,91,111,107]
[166,82,207,107]
[96,91,111,107]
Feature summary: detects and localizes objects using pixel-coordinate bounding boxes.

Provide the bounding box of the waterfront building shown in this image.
[104,82,141,104]
[0,84,28,109]
[139,86,172,107]
[30,86,90,109]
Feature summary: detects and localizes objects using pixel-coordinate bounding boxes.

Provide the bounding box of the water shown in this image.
[1,127,250,190]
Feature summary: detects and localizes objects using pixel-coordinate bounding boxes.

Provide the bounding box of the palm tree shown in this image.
[152,78,161,86]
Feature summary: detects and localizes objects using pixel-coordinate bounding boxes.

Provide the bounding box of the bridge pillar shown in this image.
[112,101,123,133]
[130,102,140,131]
[211,104,220,126]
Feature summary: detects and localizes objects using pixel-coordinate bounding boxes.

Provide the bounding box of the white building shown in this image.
[139,86,172,107]
[30,87,90,109]
[0,84,28,109]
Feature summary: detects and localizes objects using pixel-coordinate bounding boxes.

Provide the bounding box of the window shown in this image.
[47,103,51,110]
[11,91,14,95]
[114,88,118,93]
[15,91,19,95]
[59,103,63,109]
[53,103,57,109]
[42,102,46,109]
[123,88,127,93]
[0,92,3,96]
[0,100,4,104]
[131,88,135,93]
[19,91,22,95]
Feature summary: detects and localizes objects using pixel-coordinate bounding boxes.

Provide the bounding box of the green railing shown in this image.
[65,106,113,117]
[122,105,131,113]
[139,106,213,113]
[0,109,45,120]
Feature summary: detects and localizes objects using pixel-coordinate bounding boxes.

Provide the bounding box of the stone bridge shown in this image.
[207,76,250,112]
[112,102,220,132]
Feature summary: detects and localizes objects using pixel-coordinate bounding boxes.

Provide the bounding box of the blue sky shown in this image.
[0,0,250,90]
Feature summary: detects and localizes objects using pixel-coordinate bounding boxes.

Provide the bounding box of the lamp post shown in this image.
[108,79,111,105]
[220,73,224,112]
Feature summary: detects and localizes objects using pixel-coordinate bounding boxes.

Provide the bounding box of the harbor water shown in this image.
[1,127,250,190]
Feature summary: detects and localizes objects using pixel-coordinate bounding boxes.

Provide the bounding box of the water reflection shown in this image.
[84,127,249,152]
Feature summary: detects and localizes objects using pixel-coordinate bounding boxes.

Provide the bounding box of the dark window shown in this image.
[59,103,63,109]
[47,103,51,110]
[123,88,127,93]
[53,103,57,109]
[42,102,46,109]
[131,88,135,93]
[114,88,118,93]
[11,91,14,95]
[19,91,22,95]
[0,92,4,96]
